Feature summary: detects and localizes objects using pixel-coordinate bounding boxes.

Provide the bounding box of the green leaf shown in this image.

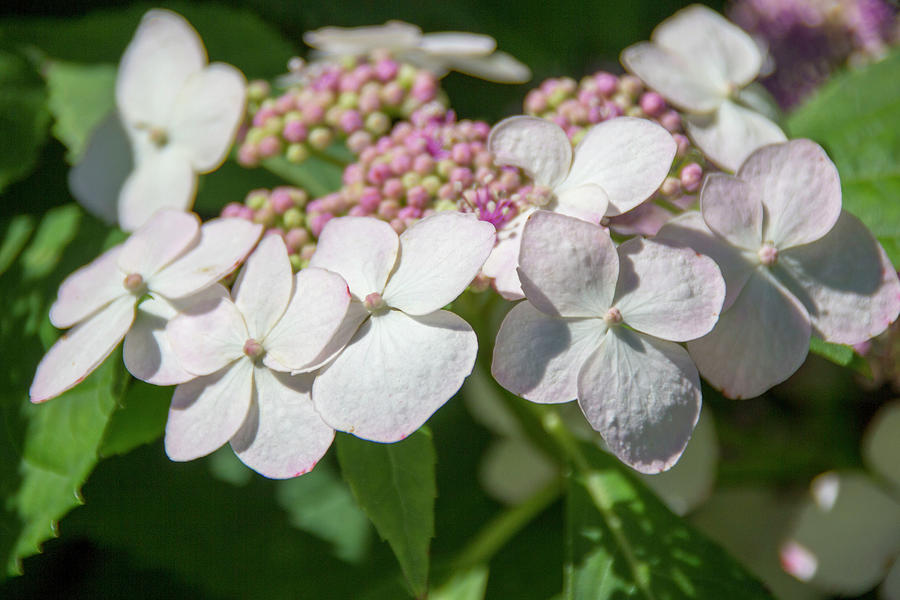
[0,215,35,277]
[337,429,436,598]
[787,50,900,264]
[565,448,775,600]
[808,337,872,378]
[261,154,345,198]
[0,49,49,194]
[431,566,489,600]
[43,61,116,163]
[99,380,171,458]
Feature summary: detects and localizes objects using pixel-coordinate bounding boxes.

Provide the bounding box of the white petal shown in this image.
[444,51,532,83]
[118,208,199,278]
[684,99,787,173]
[863,401,900,493]
[124,296,193,385]
[620,42,724,113]
[700,173,763,251]
[779,211,900,345]
[782,472,900,595]
[263,267,352,372]
[655,211,755,311]
[419,32,495,56]
[232,235,293,341]
[518,211,618,318]
[116,9,206,128]
[150,217,262,299]
[231,368,334,479]
[309,216,399,299]
[488,116,572,188]
[303,22,422,55]
[118,145,196,232]
[50,245,125,328]
[297,300,370,373]
[555,184,609,223]
[481,208,533,300]
[30,295,135,403]
[165,359,253,461]
[557,117,677,216]
[688,270,810,399]
[614,237,725,342]
[577,328,702,474]
[739,140,842,249]
[313,309,477,442]
[166,286,246,376]
[491,301,607,404]
[169,64,246,172]
[68,112,133,225]
[652,4,762,88]
[382,212,495,315]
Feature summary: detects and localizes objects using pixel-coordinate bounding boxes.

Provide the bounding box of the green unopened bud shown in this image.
[246,127,266,145]
[308,127,333,151]
[263,116,284,136]
[571,128,587,146]
[397,63,417,88]
[401,172,421,189]
[547,87,570,108]
[365,112,390,135]
[338,92,359,109]
[247,80,271,102]
[246,191,269,210]
[421,175,441,195]
[625,106,643,118]
[289,253,304,272]
[286,143,309,164]
[282,207,304,229]
[433,199,457,212]
[437,159,456,178]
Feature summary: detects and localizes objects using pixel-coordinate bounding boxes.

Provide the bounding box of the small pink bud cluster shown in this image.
[221,186,314,270]
[524,71,712,201]
[238,53,445,167]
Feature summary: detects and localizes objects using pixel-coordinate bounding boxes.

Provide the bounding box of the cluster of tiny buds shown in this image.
[524,71,709,200]
[238,52,445,167]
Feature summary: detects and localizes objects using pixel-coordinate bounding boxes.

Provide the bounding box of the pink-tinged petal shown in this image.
[116,9,205,128]
[124,296,193,385]
[488,116,571,188]
[684,99,786,173]
[309,216,399,299]
[165,358,253,461]
[481,208,532,300]
[738,140,841,249]
[30,296,135,403]
[782,472,900,595]
[700,173,762,251]
[50,245,125,329]
[687,270,810,399]
[150,217,262,299]
[444,51,531,84]
[419,32,495,55]
[313,309,477,442]
[779,211,900,345]
[554,184,609,223]
[557,118,677,216]
[304,22,422,55]
[491,301,607,404]
[118,208,199,277]
[382,212,495,315]
[863,401,900,492]
[652,5,762,88]
[614,237,725,342]
[620,42,723,113]
[655,211,755,310]
[231,368,334,479]
[166,285,246,376]
[118,146,196,232]
[232,235,293,341]
[577,327,702,474]
[169,64,246,172]
[607,201,674,237]
[263,267,352,372]
[518,211,618,318]
[68,112,132,225]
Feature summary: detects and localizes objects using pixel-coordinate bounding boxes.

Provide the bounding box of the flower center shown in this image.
[243,338,265,361]
[758,242,778,266]
[364,292,387,314]
[148,126,169,147]
[603,307,623,326]
[123,273,146,294]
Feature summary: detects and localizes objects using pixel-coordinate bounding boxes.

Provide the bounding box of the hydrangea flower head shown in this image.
[621,4,787,171]
[492,211,725,473]
[71,10,246,231]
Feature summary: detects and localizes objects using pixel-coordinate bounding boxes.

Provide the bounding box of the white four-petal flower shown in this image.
[164,235,352,478]
[492,211,725,473]
[309,211,495,442]
[30,210,263,403]
[621,4,786,171]
[484,115,676,299]
[70,10,247,231]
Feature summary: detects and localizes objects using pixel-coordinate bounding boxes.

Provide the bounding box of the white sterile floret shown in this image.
[492,211,726,473]
[484,115,676,299]
[656,140,900,399]
[164,235,352,478]
[621,4,786,172]
[308,211,495,442]
[29,210,262,403]
[70,10,246,232]
[303,20,531,83]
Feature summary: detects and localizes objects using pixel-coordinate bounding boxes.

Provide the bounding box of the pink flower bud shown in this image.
[375,58,399,81]
[382,178,404,199]
[309,213,334,238]
[285,228,309,252]
[390,150,413,175]
[594,72,618,96]
[660,110,681,132]
[282,119,307,143]
[343,163,365,185]
[359,187,381,211]
[406,186,429,209]
[339,110,364,133]
[413,154,435,175]
[378,199,401,219]
[680,162,703,192]
[639,92,666,116]
[367,162,392,185]
[258,135,281,157]
[398,205,422,220]
[451,143,472,164]
[524,90,548,113]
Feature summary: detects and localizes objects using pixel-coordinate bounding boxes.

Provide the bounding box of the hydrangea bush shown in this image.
[1,2,899,598]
